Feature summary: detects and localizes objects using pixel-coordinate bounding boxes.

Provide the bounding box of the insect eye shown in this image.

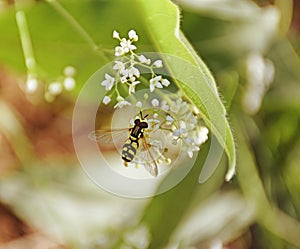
[134,119,140,125]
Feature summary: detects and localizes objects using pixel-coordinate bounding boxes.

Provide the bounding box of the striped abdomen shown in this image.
[122,138,139,162]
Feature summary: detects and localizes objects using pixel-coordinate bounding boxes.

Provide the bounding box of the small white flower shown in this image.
[151,98,159,107]
[153,60,163,68]
[173,121,187,138]
[170,98,189,115]
[127,66,140,78]
[120,76,128,83]
[48,81,62,96]
[113,30,120,39]
[129,81,140,94]
[138,55,151,64]
[63,77,76,91]
[115,46,124,56]
[166,115,174,124]
[185,137,200,158]
[103,96,111,104]
[114,96,131,108]
[161,100,169,111]
[149,76,163,92]
[187,145,199,158]
[123,225,151,249]
[120,38,136,53]
[136,101,143,108]
[101,73,115,91]
[113,60,125,72]
[25,76,38,93]
[194,126,209,145]
[63,66,76,77]
[162,78,170,87]
[128,29,138,41]
[173,128,186,138]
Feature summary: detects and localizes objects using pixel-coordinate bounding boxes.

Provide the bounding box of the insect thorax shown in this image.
[130,118,148,139]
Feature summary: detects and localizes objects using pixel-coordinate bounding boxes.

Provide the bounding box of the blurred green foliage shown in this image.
[0,0,300,249]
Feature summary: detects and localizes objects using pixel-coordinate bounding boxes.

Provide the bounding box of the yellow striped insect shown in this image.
[89,111,158,176]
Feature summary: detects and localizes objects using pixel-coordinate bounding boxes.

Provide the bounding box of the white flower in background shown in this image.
[113,30,120,39]
[23,65,76,102]
[25,75,39,93]
[62,65,76,91]
[103,96,111,105]
[101,73,115,91]
[123,224,151,249]
[149,76,163,92]
[153,60,163,68]
[48,81,62,96]
[149,75,170,92]
[194,126,209,145]
[138,55,151,65]
[151,98,160,107]
[136,101,143,108]
[114,96,131,109]
[63,66,76,77]
[162,78,170,87]
[63,77,75,91]
[128,81,140,94]
[128,29,138,41]
[115,46,125,56]
[243,52,275,114]
[166,115,174,125]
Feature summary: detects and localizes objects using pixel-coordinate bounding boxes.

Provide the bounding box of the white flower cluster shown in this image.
[168,96,209,158]
[120,224,151,249]
[136,93,209,159]
[100,29,170,107]
[45,66,76,102]
[24,65,76,102]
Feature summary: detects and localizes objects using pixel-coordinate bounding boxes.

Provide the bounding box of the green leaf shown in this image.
[137,0,236,181]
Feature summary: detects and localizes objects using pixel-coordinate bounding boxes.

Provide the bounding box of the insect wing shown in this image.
[88,129,128,144]
[139,137,158,177]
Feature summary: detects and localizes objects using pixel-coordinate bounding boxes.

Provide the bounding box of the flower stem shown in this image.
[15,7,37,74]
[44,0,109,61]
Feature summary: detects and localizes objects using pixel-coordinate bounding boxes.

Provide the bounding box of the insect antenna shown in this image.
[139,110,149,119]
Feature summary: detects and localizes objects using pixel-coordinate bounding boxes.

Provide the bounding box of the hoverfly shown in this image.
[88,111,159,176]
